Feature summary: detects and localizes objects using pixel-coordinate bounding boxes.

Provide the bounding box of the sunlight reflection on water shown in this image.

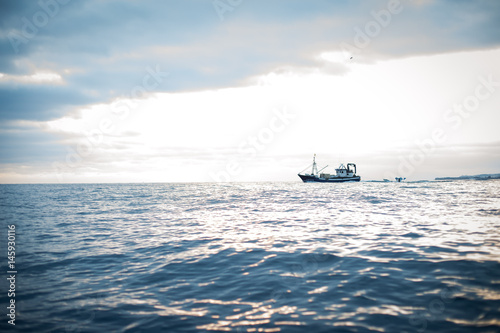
[1,181,500,332]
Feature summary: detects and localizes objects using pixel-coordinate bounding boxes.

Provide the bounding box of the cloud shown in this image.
[0,84,99,121]
[1,0,500,183]
[1,0,499,123]
[0,125,65,163]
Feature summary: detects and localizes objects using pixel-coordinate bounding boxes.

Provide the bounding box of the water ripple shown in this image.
[1,181,499,332]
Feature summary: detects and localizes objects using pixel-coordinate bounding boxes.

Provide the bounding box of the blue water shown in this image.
[1,181,500,332]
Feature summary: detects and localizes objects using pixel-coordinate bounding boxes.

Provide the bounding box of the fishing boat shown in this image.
[298,155,361,183]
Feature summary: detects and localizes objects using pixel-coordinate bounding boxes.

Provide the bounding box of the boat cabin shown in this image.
[335,163,356,178]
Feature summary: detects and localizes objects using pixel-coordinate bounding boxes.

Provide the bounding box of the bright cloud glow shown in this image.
[0,72,63,84]
[25,48,499,183]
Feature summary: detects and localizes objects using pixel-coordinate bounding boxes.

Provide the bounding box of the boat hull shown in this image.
[298,174,361,183]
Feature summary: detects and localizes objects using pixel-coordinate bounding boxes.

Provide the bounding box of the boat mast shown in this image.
[312,154,318,175]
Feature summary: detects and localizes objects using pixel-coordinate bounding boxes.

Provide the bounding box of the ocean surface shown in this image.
[1,181,500,332]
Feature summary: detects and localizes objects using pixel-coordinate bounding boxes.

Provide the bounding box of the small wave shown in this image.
[477,208,500,216]
[401,232,423,238]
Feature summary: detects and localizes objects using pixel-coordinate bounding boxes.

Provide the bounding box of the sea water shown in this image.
[0,181,499,332]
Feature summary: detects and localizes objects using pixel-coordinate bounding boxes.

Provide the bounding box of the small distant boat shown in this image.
[298,154,361,183]
[395,177,406,182]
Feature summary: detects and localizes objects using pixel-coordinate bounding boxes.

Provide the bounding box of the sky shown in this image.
[0,0,499,183]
